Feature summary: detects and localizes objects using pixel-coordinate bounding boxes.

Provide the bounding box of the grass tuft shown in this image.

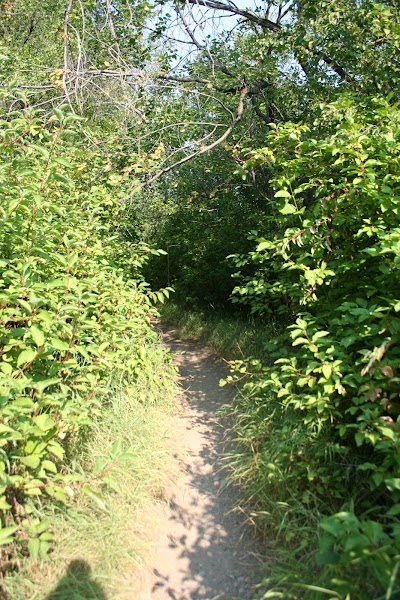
[160,302,279,360]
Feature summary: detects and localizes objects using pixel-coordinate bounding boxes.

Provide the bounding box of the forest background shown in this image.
[0,0,400,598]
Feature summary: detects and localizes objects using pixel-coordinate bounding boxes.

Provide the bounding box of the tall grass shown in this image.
[160,302,279,360]
[5,337,178,600]
[224,387,333,599]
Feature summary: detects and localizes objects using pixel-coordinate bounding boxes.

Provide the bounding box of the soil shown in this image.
[131,327,265,600]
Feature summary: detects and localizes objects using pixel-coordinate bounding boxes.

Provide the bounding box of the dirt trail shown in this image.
[133,328,264,600]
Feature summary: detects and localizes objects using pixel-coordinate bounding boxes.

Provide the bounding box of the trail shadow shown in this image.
[44,560,107,600]
[151,326,264,600]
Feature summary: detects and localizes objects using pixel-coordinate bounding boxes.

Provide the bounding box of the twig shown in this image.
[63,0,75,112]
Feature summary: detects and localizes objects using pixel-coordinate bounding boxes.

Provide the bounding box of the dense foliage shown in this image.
[0,101,170,562]
[226,94,400,597]
[2,0,400,597]
[142,1,400,597]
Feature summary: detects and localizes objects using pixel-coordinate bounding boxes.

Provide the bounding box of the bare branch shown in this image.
[176,1,204,50]
[134,86,249,191]
[186,0,281,32]
[63,0,75,112]
[158,74,212,85]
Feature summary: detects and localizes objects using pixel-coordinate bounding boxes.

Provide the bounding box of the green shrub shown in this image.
[228,95,400,597]
[0,102,168,559]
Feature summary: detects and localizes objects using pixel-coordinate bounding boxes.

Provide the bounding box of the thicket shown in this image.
[144,162,268,307]
[223,93,400,598]
[0,99,171,572]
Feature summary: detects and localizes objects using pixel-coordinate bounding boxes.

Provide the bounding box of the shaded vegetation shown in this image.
[1,0,400,598]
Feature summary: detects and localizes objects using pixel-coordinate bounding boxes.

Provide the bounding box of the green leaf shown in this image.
[385,478,400,492]
[0,495,11,510]
[355,432,364,447]
[13,397,34,408]
[274,190,291,198]
[0,526,18,540]
[50,338,69,351]
[316,551,340,566]
[279,203,297,215]
[0,424,15,434]
[39,532,55,541]
[29,519,50,536]
[52,173,70,184]
[33,414,56,432]
[20,455,41,469]
[53,157,73,168]
[42,460,57,474]
[378,426,397,442]
[387,504,400,516]
[322,364,332,379]
[110,439,123,459]
[26,487,42,496]
[32,378,62,394]
[1,362,13,375]
[257,241,273,251]
[17,348,36,367]
[39,540,51,559]
[48,442,64,460]
[102,475,123,494]
[28,538,40,560]
[30,325,45,348]
[53,108,64,121]
[292,337,309,346]
[82,486,109,512]
[312,331,329,342]
[28,144,49,160]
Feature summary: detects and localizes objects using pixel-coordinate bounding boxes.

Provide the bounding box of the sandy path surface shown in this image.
[134,328,264,600]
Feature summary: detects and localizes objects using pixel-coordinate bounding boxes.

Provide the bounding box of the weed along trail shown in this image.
[134,327,263,600]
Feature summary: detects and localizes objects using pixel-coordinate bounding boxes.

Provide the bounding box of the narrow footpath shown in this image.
[134,327,264,600]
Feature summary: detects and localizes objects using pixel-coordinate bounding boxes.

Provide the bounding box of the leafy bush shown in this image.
[0,102,168,559]
[228,95,400,597]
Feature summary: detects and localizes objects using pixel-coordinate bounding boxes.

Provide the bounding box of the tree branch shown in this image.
[63,0,75,112]
[185,0,352,82]
[251,96,271,124]
[133,86,249,191]
[186,0,281,32]
[158,74,269,96]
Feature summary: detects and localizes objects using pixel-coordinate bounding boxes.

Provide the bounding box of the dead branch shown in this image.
[63,0,75,112]
[186,0,281,32]
[133,85,249,191]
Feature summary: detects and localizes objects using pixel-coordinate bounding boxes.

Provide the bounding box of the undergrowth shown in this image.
[5,336,177,600]
[0,100,178,597]
[161,302,400,599]
[160,302,279,361]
